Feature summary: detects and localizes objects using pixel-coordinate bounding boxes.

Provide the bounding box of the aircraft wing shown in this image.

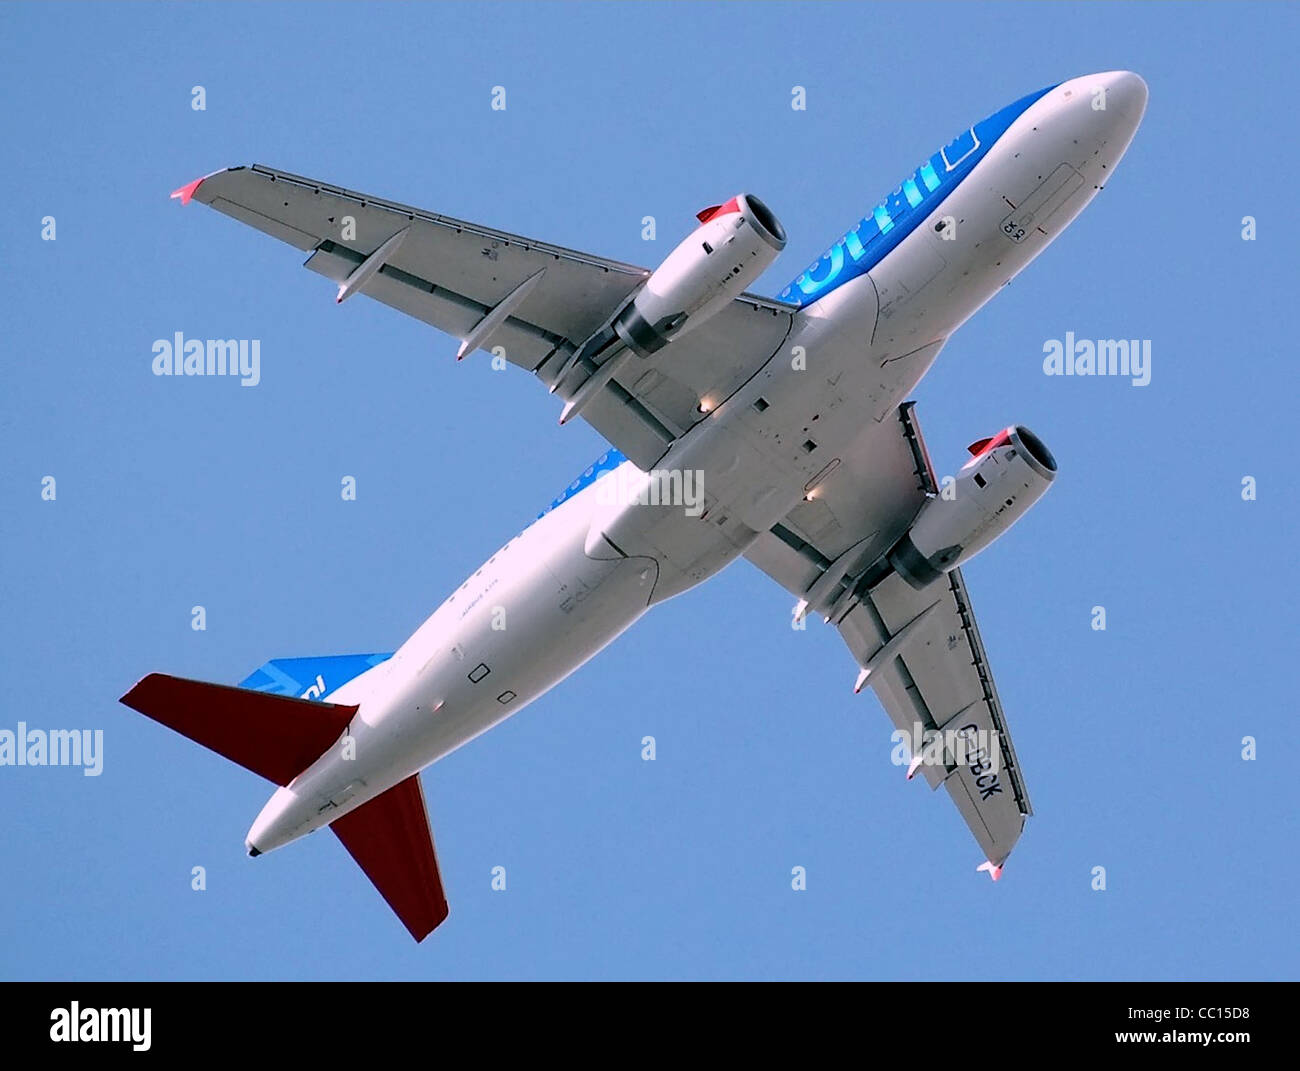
[744,402,1033,873]
[176,165,796,469]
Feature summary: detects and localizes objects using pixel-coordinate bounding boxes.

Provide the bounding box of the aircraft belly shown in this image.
[400,530,655,764]
[281,503,659,831]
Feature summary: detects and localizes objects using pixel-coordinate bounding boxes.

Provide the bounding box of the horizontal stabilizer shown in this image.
[239,652,392,700]
[119,673,356,786]
[331,775,450,941]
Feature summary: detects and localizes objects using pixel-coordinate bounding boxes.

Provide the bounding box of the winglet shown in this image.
[170,176,206,205]
[906,754,925,780]
[977,860,1004,882]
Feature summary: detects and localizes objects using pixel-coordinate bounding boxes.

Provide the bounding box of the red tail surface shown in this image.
[120,671,450,940]
[120,673,355,785]
[332,776,450,941]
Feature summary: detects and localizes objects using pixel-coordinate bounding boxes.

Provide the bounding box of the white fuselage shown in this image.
[247,71,1146,855]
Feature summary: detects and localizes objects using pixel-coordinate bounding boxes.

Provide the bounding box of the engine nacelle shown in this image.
[889,425,1057,590]
[613,194,786,356]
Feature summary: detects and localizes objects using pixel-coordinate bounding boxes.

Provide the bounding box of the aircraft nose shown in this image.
[1099,70,1148,121]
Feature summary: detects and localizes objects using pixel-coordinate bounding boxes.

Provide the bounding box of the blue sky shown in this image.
[1,1,1296,980]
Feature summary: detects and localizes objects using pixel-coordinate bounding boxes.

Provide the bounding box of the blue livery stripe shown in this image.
[538,448,626,519]
[776,84,1057,307]
[240,653,393,700]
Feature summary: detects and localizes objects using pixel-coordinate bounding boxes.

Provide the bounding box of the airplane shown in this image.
[123,70,1148,941]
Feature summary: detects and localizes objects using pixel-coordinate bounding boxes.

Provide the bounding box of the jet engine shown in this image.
[612,194,787,356]
[888,425,1057,590]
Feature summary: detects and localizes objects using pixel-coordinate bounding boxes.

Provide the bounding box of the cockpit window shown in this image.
[941,127,980,171]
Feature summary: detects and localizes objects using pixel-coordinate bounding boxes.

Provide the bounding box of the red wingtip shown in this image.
[977,860,1004,882]
[170,176,206,205]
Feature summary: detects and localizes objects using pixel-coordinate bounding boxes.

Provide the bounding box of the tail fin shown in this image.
[332,775,450,941]
[119,673,355,785]
[239,652,392,700]
[121,672,451,940]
